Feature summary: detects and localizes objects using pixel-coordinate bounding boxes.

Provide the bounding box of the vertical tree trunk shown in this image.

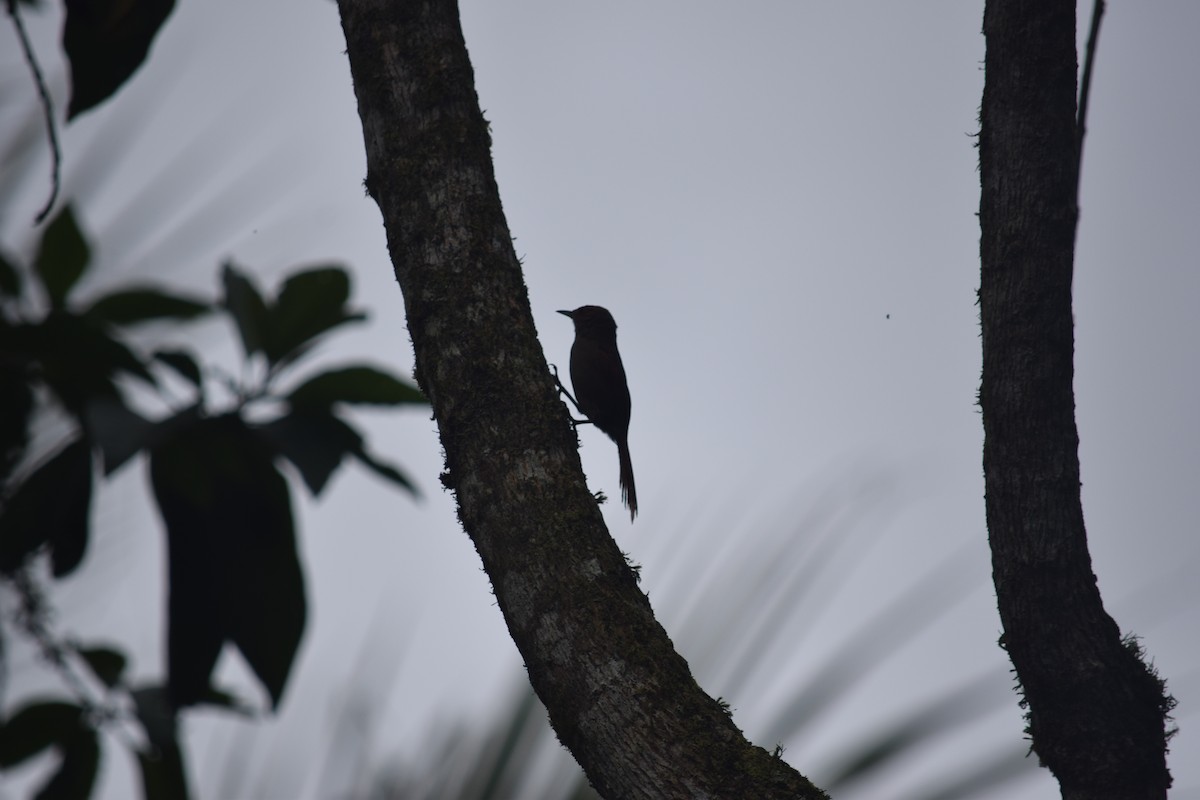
[334,1,826,797]
[978,2,1173,798]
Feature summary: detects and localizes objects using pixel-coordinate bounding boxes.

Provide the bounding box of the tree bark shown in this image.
[334,2,825,798]
[978,2,1173,798]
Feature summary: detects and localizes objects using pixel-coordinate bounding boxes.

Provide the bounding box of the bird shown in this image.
[557,306,637,520]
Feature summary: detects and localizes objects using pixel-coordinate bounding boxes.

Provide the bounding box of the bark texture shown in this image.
[978,2,1173,797]
[335,1,826,797]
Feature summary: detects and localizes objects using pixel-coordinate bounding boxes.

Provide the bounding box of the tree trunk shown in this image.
[978,2,1173,797]
[334,1,826,797]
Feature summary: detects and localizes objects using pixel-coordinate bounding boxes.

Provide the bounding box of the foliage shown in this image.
[0,207,425,799]
[60,0,178,120]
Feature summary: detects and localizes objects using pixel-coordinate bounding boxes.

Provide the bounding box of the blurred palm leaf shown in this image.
[339,472,1049,800]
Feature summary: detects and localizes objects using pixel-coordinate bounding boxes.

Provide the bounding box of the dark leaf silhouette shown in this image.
[257,409,416,497]
[85,395,156,474]
[150,413,305,709]
[265,265,365,366]
[221,263,270,360]
[256,409,359,497]
[0,438,92,577]
[0,249,20,296]
[0,362,34,481]
[77,644,128,689]
[13,312,155,415]
[0,701,82,768]
[287,364,425,409]
[85,286,210,326]
[351,445,418,496]
[63,0,177,119]
[0,700,97,799]
[34,207,90,308]
[2,213,421,799]
[35,725,99,800]
[153,349,203,388]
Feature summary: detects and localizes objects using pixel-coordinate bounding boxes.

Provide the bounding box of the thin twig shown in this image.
[7,567,140,744]
[6,0,63,225]
[1075,0,1106,226]
[10,567,95,709]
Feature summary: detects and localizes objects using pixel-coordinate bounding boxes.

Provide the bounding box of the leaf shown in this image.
[227,521,306,711]
[20,313,156,415]
[85,287,210,326]
[34,207,90,308]
[278,265,350,306]
[150,423,226,708]
[0,701,83,768]
[352,446,419,496]
[63,0,177,119]
[84,394,156,474]
[263,265,365,365]
[150,414,305,709]
[0,249,21,297]
[287,365,425,409]
[154,350,203,388]
[255,410,359,497]
[0,438,93,577]
[77,645,127,688]
[221,263,269,359]
[0,364,34,481]
[257,408,418,498]
[35,725,99,800]
[47,464,95,579]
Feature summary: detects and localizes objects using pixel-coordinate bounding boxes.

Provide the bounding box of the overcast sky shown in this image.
[2,2,1197,798]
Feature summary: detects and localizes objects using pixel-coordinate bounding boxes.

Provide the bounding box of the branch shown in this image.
[979,1,1173,796]
[1074,0,1105,234]
[335,1,825,797]
[6,0,63,225]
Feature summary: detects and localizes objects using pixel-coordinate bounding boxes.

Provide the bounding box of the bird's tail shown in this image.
[618,440,637,521]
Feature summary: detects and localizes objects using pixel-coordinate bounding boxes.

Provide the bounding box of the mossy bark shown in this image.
[335,1,826,797]
[979,2,1173,797]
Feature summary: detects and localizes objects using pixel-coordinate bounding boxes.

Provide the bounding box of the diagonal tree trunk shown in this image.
[334,1,826,797]
[978,2,1174,798]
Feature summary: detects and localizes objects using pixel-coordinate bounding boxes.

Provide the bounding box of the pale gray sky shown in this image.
[2,2,1197,798]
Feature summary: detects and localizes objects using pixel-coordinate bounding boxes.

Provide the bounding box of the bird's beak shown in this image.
[557,309,573,319]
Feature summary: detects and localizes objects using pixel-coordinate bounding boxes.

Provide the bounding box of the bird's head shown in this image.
[558,305,618,337]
